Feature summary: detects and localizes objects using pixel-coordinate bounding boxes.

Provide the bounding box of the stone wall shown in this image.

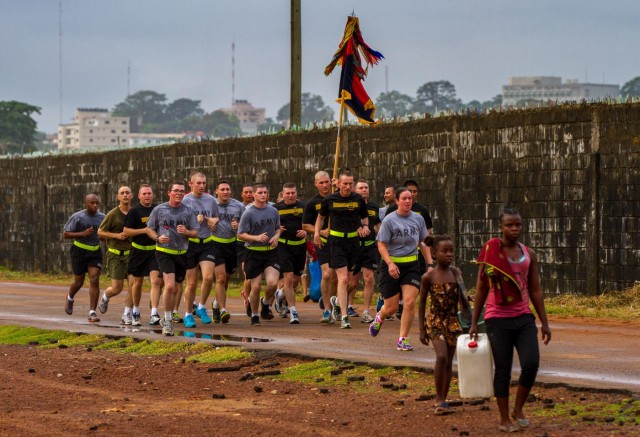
[1,102,639,294]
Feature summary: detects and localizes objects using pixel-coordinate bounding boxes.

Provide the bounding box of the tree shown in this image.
[415,80,462,114]
[113,90,168,132]
[277,93,334,127]
[257,117,283,133]
[0,101,41,154]
[621,77,640,99]
[165,98,204,122]
[375,90,419,118]
[203,110,242,138]
[466,94,503,110]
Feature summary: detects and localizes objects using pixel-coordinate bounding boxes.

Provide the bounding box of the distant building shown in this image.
[502,77,620,106]
[58,108,130,151]
[221,99,266,134]
[127,133,182,147]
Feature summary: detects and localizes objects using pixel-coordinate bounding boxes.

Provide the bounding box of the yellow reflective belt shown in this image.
[108,248,130,256]
[320,236,327,243]
[211,235,237,244]
[278,238,306,246]
[189,236,214,244]
[156,246,187,255]
[361,240,375,247]
[246,245,274,251]
[131,242,156,251]
[73,241,100,251]
[329,229,358,238]
[390,254,418,263]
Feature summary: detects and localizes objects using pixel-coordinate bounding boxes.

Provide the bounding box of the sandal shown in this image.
[498,424,521,433]
[510,414,530,429]
[434,402,454,415]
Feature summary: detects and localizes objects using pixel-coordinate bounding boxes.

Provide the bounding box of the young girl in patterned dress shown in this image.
[418,235,463,415]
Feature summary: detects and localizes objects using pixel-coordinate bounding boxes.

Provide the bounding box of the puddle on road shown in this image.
[114,325,271,343]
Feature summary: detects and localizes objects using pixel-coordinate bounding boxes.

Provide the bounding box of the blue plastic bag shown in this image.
[308,260,322,302]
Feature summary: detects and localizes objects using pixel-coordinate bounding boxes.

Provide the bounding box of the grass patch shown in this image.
[532,397,639,425]
[0,325,78,345]
[94,337,205,355]
[186,346,252,364]
[544,284,640,320]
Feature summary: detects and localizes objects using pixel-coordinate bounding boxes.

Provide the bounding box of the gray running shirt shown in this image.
[147,202,198,251]
[238,204,280,248]
[182,192,219,239]
[376,211,427,257]
[63,209,105,246]
[214,198,245,240]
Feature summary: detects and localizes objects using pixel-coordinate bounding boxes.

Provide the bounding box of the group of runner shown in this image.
[62,171,435,341]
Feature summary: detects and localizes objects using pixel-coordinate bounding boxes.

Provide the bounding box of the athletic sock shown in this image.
[151,307,159,315]
[289,306,297,313]
[124,307,132,315]
[133,306,140,314]
[212,299,219,309]
[262,297,269,306]
[185,311,191,317]
[164,311,172,322]
[221,308,227,313]
[252,313,259,317]
[67,296,74,301]
[375,313,384,325]
[102,293,109,302]
[198,304,206,310]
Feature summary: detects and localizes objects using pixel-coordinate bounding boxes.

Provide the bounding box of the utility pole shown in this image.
[290,0,301,127]
[59,1,63,124]
[231,42,235,106]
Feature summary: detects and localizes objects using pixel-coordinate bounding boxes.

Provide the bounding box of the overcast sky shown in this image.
[2,0,639,133]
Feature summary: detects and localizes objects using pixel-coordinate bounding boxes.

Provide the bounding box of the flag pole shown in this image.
[333,93,346,185]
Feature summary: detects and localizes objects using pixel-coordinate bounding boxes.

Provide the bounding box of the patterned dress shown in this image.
[426,282,463,347]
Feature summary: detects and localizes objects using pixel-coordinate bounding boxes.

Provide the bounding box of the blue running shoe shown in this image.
[396,337,414,351]
[195,307,212,324]
[347,306,359,317]
[320,310,333,324]
[184,313,196,328]
[376,295,384,313]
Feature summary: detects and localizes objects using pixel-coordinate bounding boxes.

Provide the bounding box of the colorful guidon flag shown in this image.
[324,16,384,125]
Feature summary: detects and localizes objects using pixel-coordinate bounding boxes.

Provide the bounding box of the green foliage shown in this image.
[113,90,168,132]
[375,90,419,117]
[0,325,76,345]
[277,93,335,126]
[187,346,252,363]
[0,100,41,154]
[416,80,462,113]
[621,76,640,98]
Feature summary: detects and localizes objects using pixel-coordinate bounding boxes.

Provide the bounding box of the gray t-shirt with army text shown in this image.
[146,202,199,251]
[182,192,219,239]
[238,204,280,248]
[376,211,427,257]
[213,198,245,240]
[63,209,105,246]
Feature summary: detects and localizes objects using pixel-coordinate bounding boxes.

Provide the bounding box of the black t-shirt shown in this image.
[302,194,328,230]
[386,201,433,229]
[123,203,157,246]
[275,200,305,241]
[319,191,368,233]
[363,201,381,242]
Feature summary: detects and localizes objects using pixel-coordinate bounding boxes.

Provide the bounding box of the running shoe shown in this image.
[330,296,341,322]
[260,300,274,320]
[121,313,133,325]
[274,290,285,313]
[195,307,212,324]
[369,315,382,337]
[289,310,300,324]
[396,303,404,320]
[245,299,252,317]
[347,306,359,317]
[279,306,289,318]
[340,316,352,329]
[212,307,222,323]
[376,295,384,313]
[149,313,161,326]
[171,311,183,324]
[318,296,325,310]
[98,295,109,314]
[250,315,261,326]
[132,313,142,326]
[320,310,333,324]
[184,313,196,328]
[64,298,74,315]
[360,311,374,324]
[162,319,174,336]
[192,303,198,316]
[220,310,231,324]
[396,337,414,351]
[87,312,100,323]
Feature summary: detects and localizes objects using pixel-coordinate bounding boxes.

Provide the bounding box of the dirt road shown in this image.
[1,281,639,393]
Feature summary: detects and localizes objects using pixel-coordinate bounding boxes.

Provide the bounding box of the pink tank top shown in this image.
[484,242,532,319]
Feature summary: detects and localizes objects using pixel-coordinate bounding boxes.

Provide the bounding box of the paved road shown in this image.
[1,281,639,393]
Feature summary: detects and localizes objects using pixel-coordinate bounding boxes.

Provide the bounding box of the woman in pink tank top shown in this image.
[470,208,552,433]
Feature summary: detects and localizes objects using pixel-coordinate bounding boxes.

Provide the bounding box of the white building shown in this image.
[58,108,130,151]
[127,133,182,147]
[502,77,620,106]
[221,99,266,134]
